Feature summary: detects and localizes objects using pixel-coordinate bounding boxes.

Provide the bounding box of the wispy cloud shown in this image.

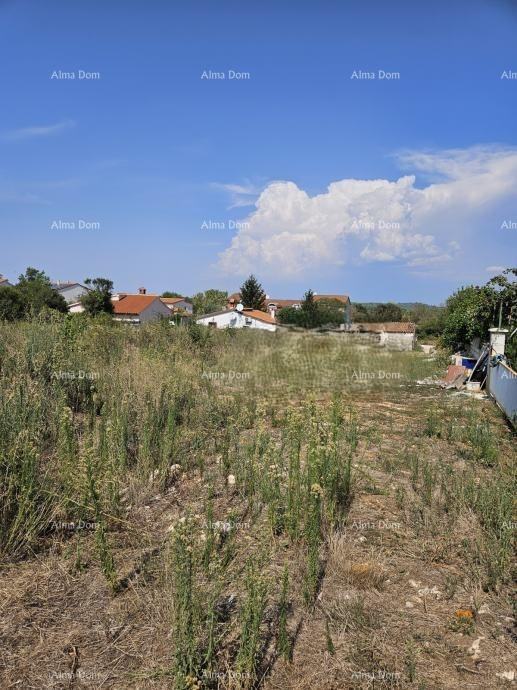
[2,119,76,141]
[211,180,263,208]
[0,189,51,205]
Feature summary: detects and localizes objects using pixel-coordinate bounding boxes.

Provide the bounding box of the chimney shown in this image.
[139,287,146,295]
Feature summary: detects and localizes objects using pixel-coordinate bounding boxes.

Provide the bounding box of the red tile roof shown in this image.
[266,299,301,309]
[161,297,188,304]
[228,293,350,308]
[112,295,160,315]
[242,308,276,325]
[313,294,350,304]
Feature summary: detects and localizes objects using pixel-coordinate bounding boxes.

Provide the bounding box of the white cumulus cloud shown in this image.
[217,146,517,277]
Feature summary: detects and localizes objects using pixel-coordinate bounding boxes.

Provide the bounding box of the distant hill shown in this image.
[354,301,441,309]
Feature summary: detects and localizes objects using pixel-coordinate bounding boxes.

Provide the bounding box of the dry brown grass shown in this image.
[0,322,515,689]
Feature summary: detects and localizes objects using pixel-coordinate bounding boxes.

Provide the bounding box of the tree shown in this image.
[0,286,25,320]
[16,267,67,315]
[351,303,372,322]
[80,278,114,315]
[314,298,347,327]
[276,306,305,327]
[240,275,266,310]
[277,293,345,329]
[190,289,228,315]
[371,302,403,322]
[486,268,517,326]
[301,289,318,328]
[162,291,183,298]
[414,307,446,338]
[441,286,495,351]
[439,269,517,353]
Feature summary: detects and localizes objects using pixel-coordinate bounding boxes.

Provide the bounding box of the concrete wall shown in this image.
[380,332,416,351]
[329,332,382,345]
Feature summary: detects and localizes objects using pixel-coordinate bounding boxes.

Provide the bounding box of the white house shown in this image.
[160,297,193,315]
[196,306,277,332]
[0,274,13,287]
[51,281,91,304]
[68,301,85,314]
[112,293,172,324]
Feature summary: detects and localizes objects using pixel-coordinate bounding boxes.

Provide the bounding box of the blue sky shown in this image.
[1,0,516,304]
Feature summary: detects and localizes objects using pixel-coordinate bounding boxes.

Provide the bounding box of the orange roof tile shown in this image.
[314,294,350,304]
[112,295,160,315]
[161,297,188,304]
[242,308,276,325]
[229,293,350,308]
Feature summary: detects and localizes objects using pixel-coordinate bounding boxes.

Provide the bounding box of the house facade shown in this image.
[0,274,13,287]
[68,302,85,313]
[112,293,172,324]
[196,307,277,332]
[160,297,193,315]
[51,281,91,304]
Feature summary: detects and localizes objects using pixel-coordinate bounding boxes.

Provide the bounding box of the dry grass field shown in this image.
[0,316,515,689]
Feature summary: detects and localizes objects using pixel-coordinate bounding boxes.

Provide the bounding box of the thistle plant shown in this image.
[170,519,200,687]
[277,567,292,662]
[83,441,117,591]
[236,558,268,685]
[303,483,323,607]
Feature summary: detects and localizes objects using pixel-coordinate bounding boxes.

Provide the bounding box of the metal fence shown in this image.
[488,358,517,426]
